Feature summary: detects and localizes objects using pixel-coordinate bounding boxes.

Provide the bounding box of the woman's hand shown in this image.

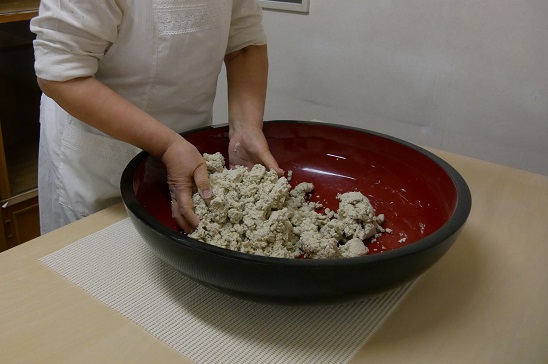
[161,136,212,233]
[224,45,281,175]
[228,126,283,176]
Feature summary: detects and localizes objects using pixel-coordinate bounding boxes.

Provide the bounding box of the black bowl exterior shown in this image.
[125,205,462,305]
[121,120,471,305]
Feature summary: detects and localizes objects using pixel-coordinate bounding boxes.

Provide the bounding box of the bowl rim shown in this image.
[121,120,472,267]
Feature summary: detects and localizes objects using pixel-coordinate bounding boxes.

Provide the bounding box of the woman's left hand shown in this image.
[228,126,284,176]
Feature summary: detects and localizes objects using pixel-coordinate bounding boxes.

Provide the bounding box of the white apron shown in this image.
[31,0,266,233]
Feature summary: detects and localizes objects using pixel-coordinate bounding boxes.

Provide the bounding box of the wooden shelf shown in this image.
[0,1,39,24]
[0,21,40,199]
[4,138,38,196]
[0,27,31,49]
[0,8,41,249]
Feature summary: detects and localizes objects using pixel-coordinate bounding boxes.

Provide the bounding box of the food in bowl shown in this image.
[189,152,387,259]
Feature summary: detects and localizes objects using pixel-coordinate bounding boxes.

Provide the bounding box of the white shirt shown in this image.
[30,0,267,233]
[32,0,266,130]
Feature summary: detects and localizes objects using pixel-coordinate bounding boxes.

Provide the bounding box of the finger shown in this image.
[193,163,212,201]
[261,152,284,176]
[175,189,200,233]
[171,199,194,233]
[170,185,199,233]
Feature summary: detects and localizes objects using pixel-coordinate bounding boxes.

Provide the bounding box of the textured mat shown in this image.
[40,218,415,364]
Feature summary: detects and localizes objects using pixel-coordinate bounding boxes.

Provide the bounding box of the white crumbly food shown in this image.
[189,153,385,259]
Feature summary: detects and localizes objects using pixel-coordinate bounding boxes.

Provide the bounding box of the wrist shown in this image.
[151,129,184,160]
[229,119,264,139]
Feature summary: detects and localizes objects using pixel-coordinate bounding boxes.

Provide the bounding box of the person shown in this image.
[30,0,283,234]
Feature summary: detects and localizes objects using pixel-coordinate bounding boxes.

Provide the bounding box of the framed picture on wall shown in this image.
[258,0,310,13]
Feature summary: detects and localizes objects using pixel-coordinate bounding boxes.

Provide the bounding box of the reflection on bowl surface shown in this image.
[121,120,471,305]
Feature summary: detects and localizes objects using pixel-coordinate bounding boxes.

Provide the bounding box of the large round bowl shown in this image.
[121,120,471,305]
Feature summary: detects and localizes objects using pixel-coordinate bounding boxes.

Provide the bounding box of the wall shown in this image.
[213,0,548,175]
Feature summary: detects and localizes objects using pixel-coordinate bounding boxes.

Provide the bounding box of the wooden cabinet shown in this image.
[0,1,41,252]
[0,192,39,252]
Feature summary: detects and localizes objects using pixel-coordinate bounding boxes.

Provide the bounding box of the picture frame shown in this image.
[258,0,310,13]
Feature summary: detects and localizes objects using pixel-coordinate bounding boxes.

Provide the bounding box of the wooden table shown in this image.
[1,150,547,363]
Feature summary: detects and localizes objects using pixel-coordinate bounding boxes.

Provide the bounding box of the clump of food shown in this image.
[189,153,385,259]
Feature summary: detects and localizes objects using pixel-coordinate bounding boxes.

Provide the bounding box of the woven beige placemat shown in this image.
[40,218,415,364]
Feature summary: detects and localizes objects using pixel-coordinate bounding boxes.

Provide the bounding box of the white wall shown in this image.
[214,0,548,175]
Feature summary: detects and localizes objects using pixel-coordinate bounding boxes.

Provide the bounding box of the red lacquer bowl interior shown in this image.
[133,121,459,255]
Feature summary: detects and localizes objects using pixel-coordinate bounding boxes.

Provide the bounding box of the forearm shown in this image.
[37,76,180,159]
[224,44,268,135]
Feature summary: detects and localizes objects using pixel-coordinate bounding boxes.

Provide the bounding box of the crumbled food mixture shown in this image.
[189,153,385,259]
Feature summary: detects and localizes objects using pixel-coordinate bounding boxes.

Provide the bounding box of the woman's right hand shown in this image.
[160,136,212,233]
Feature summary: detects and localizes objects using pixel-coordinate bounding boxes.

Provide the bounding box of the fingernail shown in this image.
[199,189,212,199]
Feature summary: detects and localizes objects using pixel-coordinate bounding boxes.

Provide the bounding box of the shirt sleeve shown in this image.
[226,0,268,54]
[30,0,124,81]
